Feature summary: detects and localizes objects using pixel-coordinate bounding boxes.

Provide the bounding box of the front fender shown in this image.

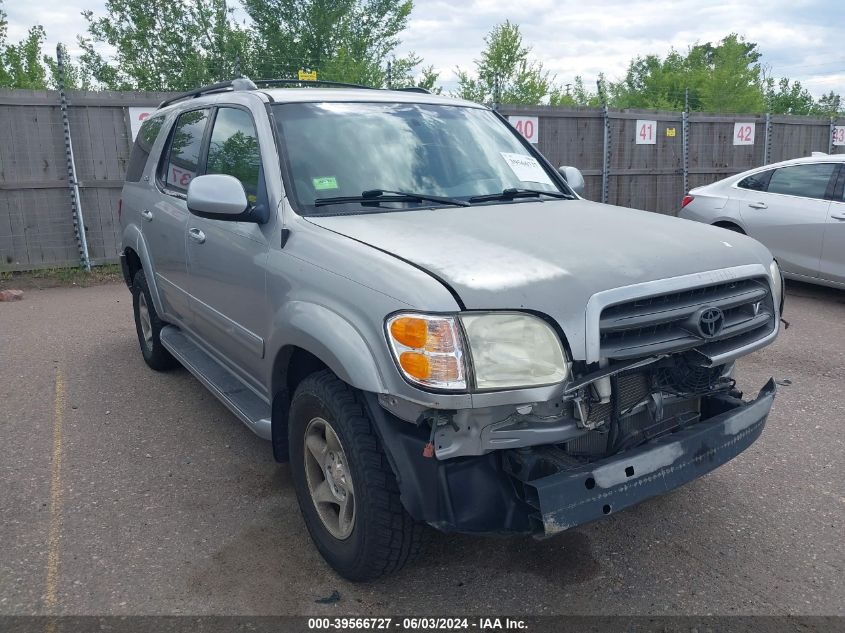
[271,300,387,394]
[122,224,165,316]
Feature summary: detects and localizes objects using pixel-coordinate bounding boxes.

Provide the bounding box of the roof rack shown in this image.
[253,79,377,90]
[157,76,433,109]
[158,78,258,109]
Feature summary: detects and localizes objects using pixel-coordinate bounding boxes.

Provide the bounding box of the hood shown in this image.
[308,199,774,359]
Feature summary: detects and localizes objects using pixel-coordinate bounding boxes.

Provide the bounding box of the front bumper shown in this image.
[521,378,776,535]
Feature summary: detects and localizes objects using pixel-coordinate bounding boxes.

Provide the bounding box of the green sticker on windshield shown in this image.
[313,176,338,190]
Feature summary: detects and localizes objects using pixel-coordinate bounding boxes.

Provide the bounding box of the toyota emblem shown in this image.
[697,307,725,338]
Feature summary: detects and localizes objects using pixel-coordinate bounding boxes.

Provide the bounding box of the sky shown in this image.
[4,0,845,97]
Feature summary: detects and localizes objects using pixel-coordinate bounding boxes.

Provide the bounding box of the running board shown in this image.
[159,326,272,440]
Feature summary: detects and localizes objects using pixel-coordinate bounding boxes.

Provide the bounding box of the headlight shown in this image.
[386,314,466,390]
[460,313,569,390]
[769,259,784,312]
[386,312,570,391]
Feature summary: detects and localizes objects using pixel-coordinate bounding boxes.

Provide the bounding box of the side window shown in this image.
[206,107,262,204]
[766,163,836,200]
[162,109,210,193]
[125,115,165,182]
[737,170,772,192]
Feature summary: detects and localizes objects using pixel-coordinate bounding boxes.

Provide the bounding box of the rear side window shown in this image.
[737,170,772,192]
[767,163,836,200]
[125,115,165,182]
[206,107,262,204]
[161,109,210,193]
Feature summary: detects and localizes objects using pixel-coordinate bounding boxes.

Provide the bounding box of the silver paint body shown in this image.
[679,154,845,289]
[121,87,779,450]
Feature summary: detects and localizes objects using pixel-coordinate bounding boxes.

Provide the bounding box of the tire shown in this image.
[289,370,426,581]
[132,269,178,371]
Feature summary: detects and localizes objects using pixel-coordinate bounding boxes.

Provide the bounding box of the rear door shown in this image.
[734,163,836,278]
[820,165,845,284]
[184,105,272,390]
[148,107,212,323]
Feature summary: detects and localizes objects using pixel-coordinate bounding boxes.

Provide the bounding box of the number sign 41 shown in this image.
[733,122,755,145]
[635,120,656,145]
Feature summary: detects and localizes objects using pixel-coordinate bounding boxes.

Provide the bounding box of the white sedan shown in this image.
[679,154,845,289]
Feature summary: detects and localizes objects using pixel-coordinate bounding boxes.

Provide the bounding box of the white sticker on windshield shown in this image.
[500,152,555,186]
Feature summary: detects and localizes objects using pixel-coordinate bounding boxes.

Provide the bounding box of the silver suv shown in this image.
[120,78,782,580]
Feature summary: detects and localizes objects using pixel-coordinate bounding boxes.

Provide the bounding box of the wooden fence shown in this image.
[1,89,842,270]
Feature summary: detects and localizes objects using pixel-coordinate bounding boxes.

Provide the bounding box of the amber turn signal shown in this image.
[390,317,428,349]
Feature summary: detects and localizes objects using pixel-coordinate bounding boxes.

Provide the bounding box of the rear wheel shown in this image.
[132,270,178,371]
[289,370,426,581]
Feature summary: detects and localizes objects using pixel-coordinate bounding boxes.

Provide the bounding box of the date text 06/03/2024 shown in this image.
[307,617,529,630]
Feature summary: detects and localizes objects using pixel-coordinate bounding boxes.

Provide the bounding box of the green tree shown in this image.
[550,75,604,107]
[764,77,816,115]
[609,34,766,113]
[0,2,49,89]
[453,21,555,105]
[241,0,416,87]
[80,0,248,91]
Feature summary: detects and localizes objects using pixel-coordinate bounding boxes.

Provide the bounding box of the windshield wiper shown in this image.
[314,189,470,208]
[468,187,573,203]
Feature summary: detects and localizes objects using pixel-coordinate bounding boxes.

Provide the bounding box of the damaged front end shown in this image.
[369,270,780,536]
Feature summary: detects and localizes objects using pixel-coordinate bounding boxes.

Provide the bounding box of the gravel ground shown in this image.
[0,280,842,616]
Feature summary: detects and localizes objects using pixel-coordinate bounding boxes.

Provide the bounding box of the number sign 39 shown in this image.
[635,120,656,145]
[733,122,755,145]
[508,116,539,144]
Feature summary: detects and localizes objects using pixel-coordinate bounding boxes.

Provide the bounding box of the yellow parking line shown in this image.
[45,366,65,612]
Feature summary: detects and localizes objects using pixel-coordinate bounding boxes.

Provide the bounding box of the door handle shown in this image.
[140,209,153,221]
[188,228,206,244]
[748,202,767,209]
[832,213,845,221]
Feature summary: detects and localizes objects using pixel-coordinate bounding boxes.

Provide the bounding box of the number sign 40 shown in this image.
[508,116,539,144]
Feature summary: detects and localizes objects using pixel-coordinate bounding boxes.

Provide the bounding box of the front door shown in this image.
[185,106,272,392]
[735,162,836,278]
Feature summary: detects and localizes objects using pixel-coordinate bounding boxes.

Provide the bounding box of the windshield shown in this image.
[272,102,566,214]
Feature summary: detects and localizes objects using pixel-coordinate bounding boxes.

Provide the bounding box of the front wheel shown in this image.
[289,370,426,581]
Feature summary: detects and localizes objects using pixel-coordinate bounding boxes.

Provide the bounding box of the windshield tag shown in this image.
[313,176,338,190]
[500,152,554,187]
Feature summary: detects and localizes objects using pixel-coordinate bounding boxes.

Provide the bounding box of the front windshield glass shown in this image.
[272,102,565,214]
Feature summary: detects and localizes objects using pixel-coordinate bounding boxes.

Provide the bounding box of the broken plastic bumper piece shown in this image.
[520,378,776,535]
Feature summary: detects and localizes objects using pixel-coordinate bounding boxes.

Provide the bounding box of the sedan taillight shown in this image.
[681,195,694,209]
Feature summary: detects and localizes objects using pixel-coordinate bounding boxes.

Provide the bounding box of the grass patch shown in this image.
[0,264,123,290]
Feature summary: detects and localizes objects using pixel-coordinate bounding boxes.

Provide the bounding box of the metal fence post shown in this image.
[764,112,772,165]
[599,80,610,204]
[682,88,689,195]
[830,116,835,154]
[56,44,91,271]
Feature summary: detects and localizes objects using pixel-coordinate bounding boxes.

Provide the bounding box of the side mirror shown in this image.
[187,174,248,219]
[558,166,585,196]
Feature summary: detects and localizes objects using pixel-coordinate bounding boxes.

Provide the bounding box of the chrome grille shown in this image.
[599,277,775,361]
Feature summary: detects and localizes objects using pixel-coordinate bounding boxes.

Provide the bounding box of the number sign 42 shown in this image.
[733,122,755,145]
